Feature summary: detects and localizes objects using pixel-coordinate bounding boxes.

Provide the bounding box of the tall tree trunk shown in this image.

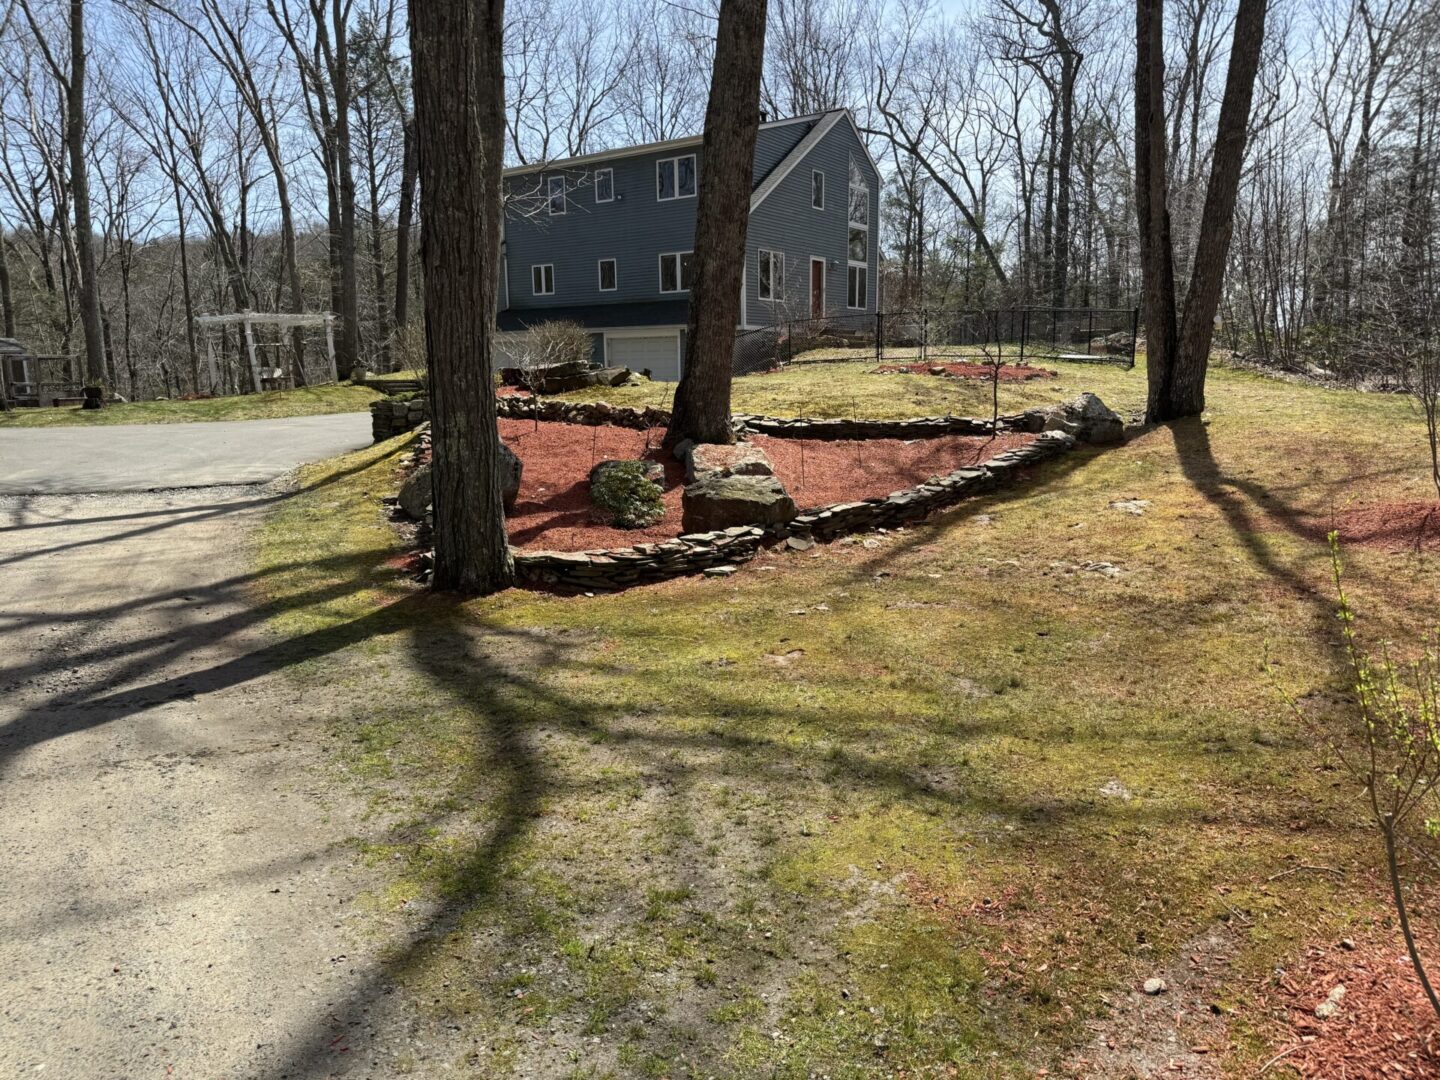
[1138,0,1268,422]
[0,230,15,337]
[665,0,769,447]
[332,0,361,374]
[67,0,105,386]
[393,118,417,366]
[410,0,514,594]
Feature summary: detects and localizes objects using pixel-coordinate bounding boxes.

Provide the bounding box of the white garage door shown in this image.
[606,331,681,381]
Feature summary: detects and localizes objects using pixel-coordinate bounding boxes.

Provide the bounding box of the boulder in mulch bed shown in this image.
[684,441,775,483]
[1037,392,1124,445]
[681,475,797,533]
[396,443,524,521]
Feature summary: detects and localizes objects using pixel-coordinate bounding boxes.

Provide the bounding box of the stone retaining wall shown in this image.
[375,394,1045,445]
[372,396,428,441]
[507,430,1076,590]
[513,526,767,590]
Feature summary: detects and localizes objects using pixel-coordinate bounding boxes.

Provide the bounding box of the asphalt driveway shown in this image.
[0,412,371,494]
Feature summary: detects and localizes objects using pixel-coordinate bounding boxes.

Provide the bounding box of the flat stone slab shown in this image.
[685,441,774,483]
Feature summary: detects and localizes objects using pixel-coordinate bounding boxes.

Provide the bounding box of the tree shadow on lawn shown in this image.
[0,444,1255,1077]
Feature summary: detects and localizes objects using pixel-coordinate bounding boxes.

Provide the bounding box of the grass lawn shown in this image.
[562,352,1144,420]
[254,357,1439,1077]
[0,381,382,427]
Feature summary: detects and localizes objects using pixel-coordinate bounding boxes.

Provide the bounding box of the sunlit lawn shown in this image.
[255,357,1437,1076]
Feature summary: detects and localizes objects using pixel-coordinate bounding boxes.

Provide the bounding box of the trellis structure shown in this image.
[193,310,338,393]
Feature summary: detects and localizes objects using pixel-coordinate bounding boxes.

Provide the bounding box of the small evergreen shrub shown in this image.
[591,462,665,529]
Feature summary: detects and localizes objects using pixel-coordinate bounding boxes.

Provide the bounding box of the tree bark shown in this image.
[410,0,514,594]
[331,0,361,375]
[1138,0,1267,422]
[67,0,106,386]
[665,0,769,447]
[0,230,15,338]
[393,118,417,362]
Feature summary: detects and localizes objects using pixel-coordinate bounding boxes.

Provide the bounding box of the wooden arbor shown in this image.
[192,310,339,393]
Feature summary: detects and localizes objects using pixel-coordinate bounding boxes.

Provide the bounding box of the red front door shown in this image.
[810,259,826,318]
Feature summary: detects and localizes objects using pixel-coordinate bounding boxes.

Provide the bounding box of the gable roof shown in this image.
[748,110,846,211]
[502,111,825,179]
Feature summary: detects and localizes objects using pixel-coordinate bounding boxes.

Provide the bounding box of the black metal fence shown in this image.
[732,307,1139,375]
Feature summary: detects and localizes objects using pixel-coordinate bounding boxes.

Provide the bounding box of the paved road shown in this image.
[0,412,371,494]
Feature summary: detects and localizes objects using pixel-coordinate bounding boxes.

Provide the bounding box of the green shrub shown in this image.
[591,462,666,529]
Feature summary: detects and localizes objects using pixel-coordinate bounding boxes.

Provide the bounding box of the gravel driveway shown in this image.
[0,456,391,1075]
[0,412,371,494]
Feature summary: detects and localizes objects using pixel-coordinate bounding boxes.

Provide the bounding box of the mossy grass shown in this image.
[0,381,381,427]
[255,357,1439,1075]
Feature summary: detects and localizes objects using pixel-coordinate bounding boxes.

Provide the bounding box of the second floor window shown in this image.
[657,154,697,201]
[598,258,617,291]
[547,175,565,215]
[659,251,693,293]
[595,168,614,203]
[848,228,868,263]
[532,264,554,295]
[758,249,783,301]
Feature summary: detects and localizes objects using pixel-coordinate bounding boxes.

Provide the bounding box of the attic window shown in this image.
[812,170,824,209]
[657,154,697,201]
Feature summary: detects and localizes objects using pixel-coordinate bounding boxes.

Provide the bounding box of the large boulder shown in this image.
[396,442,524,521]
[1039,392,1124,445]
[681,475,797,532]
[684,441,774,483]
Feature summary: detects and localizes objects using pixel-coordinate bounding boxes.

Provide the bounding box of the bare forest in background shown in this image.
[0,0,1436,401]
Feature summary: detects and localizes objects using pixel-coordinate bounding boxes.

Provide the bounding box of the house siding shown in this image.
[499,113,877,333]
[743,118,880,327]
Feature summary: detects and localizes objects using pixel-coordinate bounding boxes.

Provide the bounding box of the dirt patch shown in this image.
[1261,927,1440,1077]
[499,418,1035,551]
[1311,500,1440,554]
[874,361,1057,381]
[1075,927,1240,1078]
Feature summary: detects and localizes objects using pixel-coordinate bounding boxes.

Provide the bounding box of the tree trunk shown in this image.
[67,0,105,386]
[665,0,769,447]
[410,0,514,594]
[1138,0,1267,422]
[393,118,417,366]
[0,230,15,337]
[332,0,361,375]
[1136,0,1179,413]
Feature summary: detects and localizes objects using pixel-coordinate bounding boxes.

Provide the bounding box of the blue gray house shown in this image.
[496,108,881,381]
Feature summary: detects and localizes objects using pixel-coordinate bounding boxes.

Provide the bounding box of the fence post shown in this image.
[875,312,883,364]
[1086,309,1094,356]
[1130,307,1140,370]
[1019,309,1027,365]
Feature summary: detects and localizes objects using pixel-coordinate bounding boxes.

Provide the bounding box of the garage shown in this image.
[605,330,682,381]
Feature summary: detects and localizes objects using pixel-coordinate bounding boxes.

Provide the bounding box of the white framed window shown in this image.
[656,154,697,201]
[811,170,825,209]
[598,258,617,292]
[758,249,783,301]
[848,181,868,227]
[594,167,614,203]
[532,263,554,295]
[847,265,867,309]
[658,251,693,293]
[848,227,868,263]
[547,175,566,215]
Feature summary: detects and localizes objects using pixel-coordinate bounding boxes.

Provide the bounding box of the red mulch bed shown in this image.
[1306,501,1440,554]
[874,361,1056,381]
[1263,927,1440,1077]
[498,418,1035,551]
